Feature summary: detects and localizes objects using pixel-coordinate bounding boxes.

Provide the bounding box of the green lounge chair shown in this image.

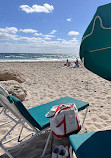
[69,130,111,158]
[0,86,89,158]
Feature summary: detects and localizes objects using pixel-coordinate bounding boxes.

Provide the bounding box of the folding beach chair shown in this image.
[69,130,111,158]
[0,85,89,158]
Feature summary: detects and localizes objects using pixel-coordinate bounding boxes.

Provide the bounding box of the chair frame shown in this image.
[0,89,49,158]
[68,107,88,158]
[0,86,89,158]
[41,106,88,157]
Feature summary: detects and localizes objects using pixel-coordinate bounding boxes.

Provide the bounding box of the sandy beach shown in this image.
[0,62,111,158]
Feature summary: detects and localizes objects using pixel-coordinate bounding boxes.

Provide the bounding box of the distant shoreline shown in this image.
[0,60,81,63]
[0,60,74,63]
[0,53,79,62]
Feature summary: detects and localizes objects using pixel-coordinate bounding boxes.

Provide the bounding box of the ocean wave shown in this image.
[0,53,79,62]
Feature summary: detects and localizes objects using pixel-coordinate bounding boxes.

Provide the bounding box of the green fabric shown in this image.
[28,96,89,129]
[7,95,19,103]
[7,95,89,130]
[80,3,111,81]
[69,130,111,158]
[7,95,41,130]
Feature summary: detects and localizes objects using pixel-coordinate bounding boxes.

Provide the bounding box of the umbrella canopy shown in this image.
[80,3,111,81]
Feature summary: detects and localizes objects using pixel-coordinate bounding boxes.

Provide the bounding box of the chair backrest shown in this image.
[0,86,25,119]
[0,85,41,129]
[0,86,9,97]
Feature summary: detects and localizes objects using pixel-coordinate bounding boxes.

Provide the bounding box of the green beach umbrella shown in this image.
[80,3,111,81]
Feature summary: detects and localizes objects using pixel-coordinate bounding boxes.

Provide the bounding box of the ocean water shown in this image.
[0,53,79,62]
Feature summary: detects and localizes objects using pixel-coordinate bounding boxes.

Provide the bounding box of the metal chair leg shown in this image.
[69,146,73,158]
[50,133,54,153]
[40,132,52,157]
[0,144,14,158]
[67,139,70,158]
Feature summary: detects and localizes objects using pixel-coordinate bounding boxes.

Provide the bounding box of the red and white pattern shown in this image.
[46,103,81,138]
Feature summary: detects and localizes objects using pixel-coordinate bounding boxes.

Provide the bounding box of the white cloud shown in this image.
[0,41,79,54]
[67,18,71,22]
[35,32,55,40]
[68,31,79,36]
[0,27,18,34]
[18,36,44,43]
[44,34,55,38]
[0,36,79,54]
[0,27,80,54]
[49,30,57,34]
[0,32,18,41]
[43,34,55,40]
[0,34,79,54]
[20,4,54,13]
[35,32,43,36]
[44,36,51,40]
[19,29,37,33]
[57,38,64,41]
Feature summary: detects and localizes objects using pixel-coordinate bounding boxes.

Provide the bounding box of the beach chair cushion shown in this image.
[7,95,42,129]
[27,96,89,130]
[7,95,89,130]
[69,130,111,158]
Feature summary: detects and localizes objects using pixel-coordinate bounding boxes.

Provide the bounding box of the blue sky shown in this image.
[0,0,111,54]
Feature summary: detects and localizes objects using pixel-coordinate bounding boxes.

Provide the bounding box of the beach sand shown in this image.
[0,62,111,158]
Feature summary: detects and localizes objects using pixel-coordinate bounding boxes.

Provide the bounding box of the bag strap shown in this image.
[45,111,55,118]
[46,104,73,118]
[55,104,73,116]
[56,116,66,135]
[45,104,62,118]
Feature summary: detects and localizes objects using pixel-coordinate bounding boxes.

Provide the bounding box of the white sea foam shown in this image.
[0,53,79,62]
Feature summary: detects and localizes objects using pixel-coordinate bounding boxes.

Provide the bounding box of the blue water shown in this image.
[0,53,79,62]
